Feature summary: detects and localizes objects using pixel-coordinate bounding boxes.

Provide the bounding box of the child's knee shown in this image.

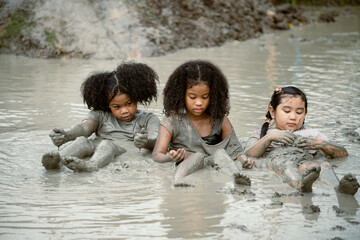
[97,139,114,150]
[190,152,205,161]
[97,140,125,156]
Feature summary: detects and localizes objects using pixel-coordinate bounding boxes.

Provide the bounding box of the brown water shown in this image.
[0,16,359,239]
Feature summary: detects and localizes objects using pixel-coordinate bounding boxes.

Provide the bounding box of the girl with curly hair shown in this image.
[152,60,255,184]
[42,62,160,172]
[245,86,359,194]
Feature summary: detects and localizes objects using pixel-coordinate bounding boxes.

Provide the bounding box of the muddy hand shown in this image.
[297,137,321,150]
[134,127,148,150]
[49,128,68,147]
[240,155,256,169]
[169,149,186,163]
[272,130,296,145]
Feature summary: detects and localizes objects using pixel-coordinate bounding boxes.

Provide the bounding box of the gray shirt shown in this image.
[86,110,160,142]
[161,112,243,161]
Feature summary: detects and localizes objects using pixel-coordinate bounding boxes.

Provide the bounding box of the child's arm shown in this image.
[297,138,348,158]
[221,116,256,168]
[152,125,186,163]
[49,120,94,147]
[245,130,296,158]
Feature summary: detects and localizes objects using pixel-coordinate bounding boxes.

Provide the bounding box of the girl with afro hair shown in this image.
[42,62,160,172]
[152,60,255,184]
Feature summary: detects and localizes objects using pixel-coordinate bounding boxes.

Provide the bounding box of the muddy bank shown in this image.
[1,0,356,60]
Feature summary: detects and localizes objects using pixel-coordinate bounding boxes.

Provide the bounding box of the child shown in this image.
[152,60,255,184]
[245,86,359,195]
[42,62,160,172]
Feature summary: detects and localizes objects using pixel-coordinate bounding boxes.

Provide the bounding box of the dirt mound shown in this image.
[0,0,333,59]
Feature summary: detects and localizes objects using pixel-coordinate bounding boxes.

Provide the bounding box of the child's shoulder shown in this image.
[87,109,112,119]
[161,111,186,128]
[135,110,160,126]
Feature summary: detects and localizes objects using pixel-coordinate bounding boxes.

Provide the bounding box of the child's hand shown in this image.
[296,137,323,150]
[168,149,186,163]
[238,155,256,169]
[270,130,296,145]
[49,128,69,147]
[134,128,148,149]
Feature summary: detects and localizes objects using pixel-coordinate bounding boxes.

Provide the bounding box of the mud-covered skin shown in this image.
[172,150,252,186]
[174,152,205,182]
[48,121,94,148]
[295,136,348,158]
[259,144,358,195]
[42,150,62,170]
[213,149,251,186]
[336,174,360,195]
[233,173,251,186]
[298,166,321,192]
[42,136,126,172]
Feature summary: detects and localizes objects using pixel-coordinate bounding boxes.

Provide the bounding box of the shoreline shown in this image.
[0,1,359,60]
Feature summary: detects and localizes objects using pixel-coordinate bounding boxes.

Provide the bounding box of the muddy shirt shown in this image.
[161,112,242,161]
[86,110,160,142]
[245,123,329,154]
[201,118,223,145]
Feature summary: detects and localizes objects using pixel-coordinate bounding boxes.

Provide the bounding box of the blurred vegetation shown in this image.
[275,0,360,5]
[44,28,58,49]
[0,11,32,48]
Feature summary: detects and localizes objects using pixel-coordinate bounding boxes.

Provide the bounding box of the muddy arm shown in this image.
[49,120,94,147]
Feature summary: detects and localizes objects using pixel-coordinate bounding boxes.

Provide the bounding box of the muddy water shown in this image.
[1,16,360,239]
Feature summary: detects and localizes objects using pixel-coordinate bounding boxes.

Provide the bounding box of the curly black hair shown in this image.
[163,59,230,121]
[81,62,159,112]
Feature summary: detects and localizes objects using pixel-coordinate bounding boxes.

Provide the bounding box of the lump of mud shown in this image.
[302,204,320,214]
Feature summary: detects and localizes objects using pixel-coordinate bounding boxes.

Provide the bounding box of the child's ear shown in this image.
[269,105,275,119]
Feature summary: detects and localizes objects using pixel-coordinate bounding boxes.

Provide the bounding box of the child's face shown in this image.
[270,95,307,131]
[185,82,210,118]
[109,93,137,122]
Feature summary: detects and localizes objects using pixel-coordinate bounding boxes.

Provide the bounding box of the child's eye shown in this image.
[296,111,303,114]
[189,96,196,100]
[284,110,290,113]
[202,96,209,99]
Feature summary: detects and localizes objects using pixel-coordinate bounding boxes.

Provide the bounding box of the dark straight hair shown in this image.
[260,86,307,138]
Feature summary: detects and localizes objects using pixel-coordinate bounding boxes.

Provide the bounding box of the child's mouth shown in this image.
[123,115,131,121]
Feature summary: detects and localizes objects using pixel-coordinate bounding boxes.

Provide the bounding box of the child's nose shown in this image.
[195,99,202,106]
[289,111,296,119]
[121,107,129,113]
